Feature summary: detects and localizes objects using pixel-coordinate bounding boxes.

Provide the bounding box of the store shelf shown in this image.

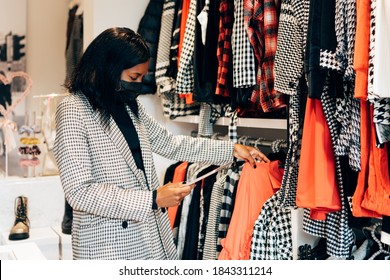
[171,115,287,130]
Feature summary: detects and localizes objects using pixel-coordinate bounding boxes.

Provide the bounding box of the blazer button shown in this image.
[122,221,128,229]
[161,208,166,213]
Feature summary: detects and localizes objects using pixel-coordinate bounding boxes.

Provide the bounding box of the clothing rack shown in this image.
[190,131,288,150]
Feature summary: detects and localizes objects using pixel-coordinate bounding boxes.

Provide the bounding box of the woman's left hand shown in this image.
[233,144,270,168]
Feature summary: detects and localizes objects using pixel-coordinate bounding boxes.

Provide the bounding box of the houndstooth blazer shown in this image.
[53,93,234,260]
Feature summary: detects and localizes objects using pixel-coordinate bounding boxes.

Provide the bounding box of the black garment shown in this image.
[137,0,165,94]
[181,165,218,260]
[193,0,221,103]
[163,161,183,184]
[304,0,340,99]
[108,102,145,171]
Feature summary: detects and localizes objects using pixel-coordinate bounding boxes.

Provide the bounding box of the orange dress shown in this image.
[218,161,283,260]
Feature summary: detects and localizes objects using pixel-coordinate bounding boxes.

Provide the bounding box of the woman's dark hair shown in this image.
[65,27,150,112]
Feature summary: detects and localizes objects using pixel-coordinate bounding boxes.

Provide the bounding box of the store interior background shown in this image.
[1,0,299,259]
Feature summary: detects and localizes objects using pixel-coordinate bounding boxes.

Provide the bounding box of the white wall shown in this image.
[25,0,68,106]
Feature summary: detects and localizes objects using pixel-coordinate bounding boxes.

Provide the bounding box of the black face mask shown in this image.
[115,80,143,103]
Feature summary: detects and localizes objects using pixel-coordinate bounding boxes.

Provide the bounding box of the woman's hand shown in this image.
[233,144,270,167]
[156,182,192,208]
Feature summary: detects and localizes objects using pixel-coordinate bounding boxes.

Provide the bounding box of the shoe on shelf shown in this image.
[9,196,30,241]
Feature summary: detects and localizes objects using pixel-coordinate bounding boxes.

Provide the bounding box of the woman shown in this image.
[53,27,269,260]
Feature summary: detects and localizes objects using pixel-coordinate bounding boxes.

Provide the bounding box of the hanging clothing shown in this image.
[353,0,370,100]
[176,0,197,95]
[216,0,234,98]
[182,165,218,260]
[244,0,286,113]
[167,161,190,228]
[296,97,341,220]
[217,161,244,256]
[231,0,256,89]
[218,160,283,260]
[202,168,229,260]
[274,0,310,95]
[137,0,165,94]
[250,191,293,260]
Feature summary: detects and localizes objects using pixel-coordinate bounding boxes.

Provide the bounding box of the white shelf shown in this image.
[171,115,287,130]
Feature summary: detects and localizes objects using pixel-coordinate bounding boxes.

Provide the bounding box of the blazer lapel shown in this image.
[125,104,154,190]
[90,106,148,188]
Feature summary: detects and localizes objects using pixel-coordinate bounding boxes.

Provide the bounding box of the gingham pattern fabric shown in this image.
[250,191,293,260]
[232,0,256,88]
[198,103,214,137]
[217,162,244,256]
[277,78,307,207]
[201,169,228,260]
[302,82,354,258]
[176,0,197,95]
[225,107,238,143]
[274,0,310,95]
[53,93,234,260]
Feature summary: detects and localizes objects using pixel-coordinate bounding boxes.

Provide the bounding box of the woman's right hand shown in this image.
[156,182,192,208]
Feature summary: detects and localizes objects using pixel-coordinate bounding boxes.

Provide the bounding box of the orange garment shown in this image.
[218,161,283,260]
[296,98,341,220]
[353,0,370,99]
[352,102,389,217]
[178,0,194,104]
[168,162,189,228]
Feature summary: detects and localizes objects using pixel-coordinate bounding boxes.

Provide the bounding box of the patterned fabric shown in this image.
[232,0,256,88]
[53,93,235,259]
[155,0,176,91]
[176,0,197,94]
[374,98,390,144]
[250,191,293,260]
[302,82,354,258]
[177,163,212,259]
[274,0,310,95]
[277,78,307,207]
[244,0,286,112]
[331,0,361,172]
[198,103,214,137]
[201,169,228,260]
[217,162,244,255]
[156,0,200,119]
[216,0,234,97]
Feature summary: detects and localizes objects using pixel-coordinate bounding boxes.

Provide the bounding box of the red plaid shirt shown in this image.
[216,0,234,98]
[244,0,286,112]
